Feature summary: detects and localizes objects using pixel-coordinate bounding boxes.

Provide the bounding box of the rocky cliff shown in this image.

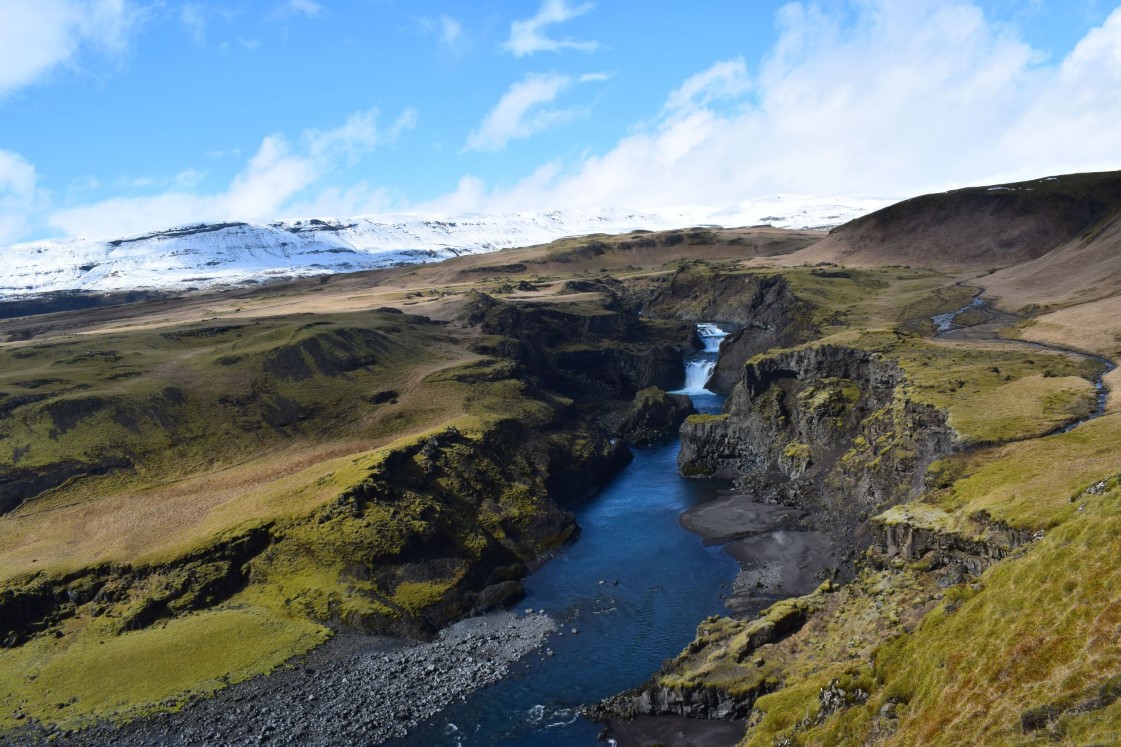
[628,266,816,393]
[464,291,692,401]
[678,344,954,549]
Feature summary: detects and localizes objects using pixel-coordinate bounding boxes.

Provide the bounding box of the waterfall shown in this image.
[672,322,728,395]
[680,359,718,394]
[696,323,729,352]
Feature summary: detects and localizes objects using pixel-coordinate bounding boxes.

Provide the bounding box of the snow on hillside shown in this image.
[0,209,671,298]
[663,195,895,230]
[0,198,890,298]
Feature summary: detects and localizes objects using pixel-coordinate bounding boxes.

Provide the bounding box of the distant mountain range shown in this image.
[0,198,888,298]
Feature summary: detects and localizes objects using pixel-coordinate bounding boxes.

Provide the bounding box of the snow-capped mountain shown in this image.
[662,194,895,231]
[0,198,890,298]
[0,209,672,298]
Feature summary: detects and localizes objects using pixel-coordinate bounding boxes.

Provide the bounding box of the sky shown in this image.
[1,0,1120,243]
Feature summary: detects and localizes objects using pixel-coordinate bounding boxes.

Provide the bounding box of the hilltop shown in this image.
[0,195,883,306]
[784,170,1121,279]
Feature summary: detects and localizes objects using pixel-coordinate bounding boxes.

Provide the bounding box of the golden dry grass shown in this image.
[0,348,491,579]
[944,374,1095,444]
[0,444,377,578]
[1014,294,1121,359]
[1107,368,1121,415]
[982,212,1121,310]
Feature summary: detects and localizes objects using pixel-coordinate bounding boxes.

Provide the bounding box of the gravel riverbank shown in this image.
[5,611,556,747]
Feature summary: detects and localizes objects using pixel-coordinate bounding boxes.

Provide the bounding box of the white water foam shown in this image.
[696,323,729,353]
[672,323,728,395]
[678,359,718,394]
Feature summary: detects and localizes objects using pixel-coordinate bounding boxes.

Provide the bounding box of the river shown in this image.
[395,326,738,747]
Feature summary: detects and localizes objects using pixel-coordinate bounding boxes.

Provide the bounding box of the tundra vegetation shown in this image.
[0,226,820,732]
[3,171,1121,746]
[606,171,1121,747]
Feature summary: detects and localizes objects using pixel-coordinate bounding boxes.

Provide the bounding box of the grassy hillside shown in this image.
[613,176,1121,746]
[5,204,1121,744]
[5,228,795,732]
[781,170,1121,271]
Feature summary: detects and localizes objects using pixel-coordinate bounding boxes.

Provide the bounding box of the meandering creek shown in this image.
[935,293,1116,429]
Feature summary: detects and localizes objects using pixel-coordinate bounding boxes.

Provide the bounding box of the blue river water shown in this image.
[397,388,737,747]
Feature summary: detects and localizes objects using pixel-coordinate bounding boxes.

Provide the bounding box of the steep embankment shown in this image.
[598,174,1121,746]
[982,210,1121,309]
[677,344,952,550]
[786,170,1121,271]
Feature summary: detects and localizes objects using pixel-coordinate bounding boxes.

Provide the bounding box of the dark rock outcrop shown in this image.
[630,268,816,393]
[591,592,824,723]
[464,291,692,400]
[679,344,954,551]
[614,387,695,446]
[872,512,1041,575]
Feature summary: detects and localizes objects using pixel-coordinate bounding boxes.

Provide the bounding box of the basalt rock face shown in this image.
[613,387,696,446]
[595,682,761,721]
[0,528,272,648]
[631,268,816,393]
[465,292,693,400]
[591,593,822,723]
[872,514,1040,576]
[679,345,954,548]
[0,419,632,647]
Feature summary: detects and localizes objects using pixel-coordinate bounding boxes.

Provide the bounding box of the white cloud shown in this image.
[0,150,41,244]
[432,1,1121,216]
[439,15,462,47]
[464,72,608,152]
[664,58,750,115]
[504,0,598,57]
[578,71,614,83]
[180,2,205,44]
[999,7,1121,173]
[282,182,395,220]
[283,0,321,18]
[0,0,138,99]
[172,168,206,189]
[415,15,464,49]
[46,107,412,238]
[388,108,419,140]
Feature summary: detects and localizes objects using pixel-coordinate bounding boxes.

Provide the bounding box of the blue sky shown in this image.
[1,0,1120,242]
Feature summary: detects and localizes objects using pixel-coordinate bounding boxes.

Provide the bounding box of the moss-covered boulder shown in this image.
[615,387,695,446]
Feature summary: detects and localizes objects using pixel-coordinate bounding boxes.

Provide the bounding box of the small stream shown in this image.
[933,294,1116,429]
[395,327,737,746]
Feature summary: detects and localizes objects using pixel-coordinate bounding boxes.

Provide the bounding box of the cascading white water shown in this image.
[696,323,729,353]
[673,322,729,395]
[680,359,718,393]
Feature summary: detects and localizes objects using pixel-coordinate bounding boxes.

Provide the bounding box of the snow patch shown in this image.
[0,198,889,298]
[0,209,669,298]
[658,194,895,231]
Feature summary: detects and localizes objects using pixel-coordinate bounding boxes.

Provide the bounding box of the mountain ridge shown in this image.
[776,170,1121,276]
[0,197,885,299]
